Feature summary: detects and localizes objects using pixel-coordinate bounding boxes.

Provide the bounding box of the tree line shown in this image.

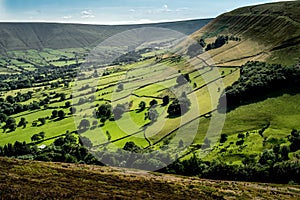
[219,61,300,111]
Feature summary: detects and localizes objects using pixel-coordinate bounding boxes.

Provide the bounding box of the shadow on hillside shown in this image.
[220,86,300,113]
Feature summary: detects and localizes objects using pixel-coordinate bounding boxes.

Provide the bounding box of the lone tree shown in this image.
[138,101,146,111]
[113,104,126,120]
[117,83,124,92]
[149,99,158,108]
[51,110,58,118]
[123,141,141,153]
[31,132,45,142]
[96,103,112,121]
[176,74,190,85]
[38,118,46,125]
[147,108,159,123]
[80,136,93,148]
[167,93,191,117]
[220,134,228,143]
[70,107,76,114]
[79,119,90,130]
[58,110,66,119]
[65,101,71,108]
[162,95,169,106]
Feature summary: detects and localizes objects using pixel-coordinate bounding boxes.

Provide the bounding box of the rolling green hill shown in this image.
[0,19,211,52]
[188,1,300,66]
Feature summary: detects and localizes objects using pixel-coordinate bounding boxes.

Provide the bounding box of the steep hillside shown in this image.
[1,157,299,199]
[190,1,300,66]
[0,19,211,52]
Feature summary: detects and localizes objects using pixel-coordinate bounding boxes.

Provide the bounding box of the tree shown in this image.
[176,74,190,85]
[39,132,45,140]
[167,99,181,116]
[236,140,244,146]
[8,123,17,132]
[0,113,7,123]
[237,133,245,139]
[6,95,15,104]
[106,131,111,141]
[70,107,76,114]
[289,129,300,152]
[280,145,290,160]
[18,117,27,127]
[60,93,66,101]
[80,136,92,148]
[162,96,169,106]
[38,117,46,125]
[58,110,66,119]
[203,138,211,149]
[220,133,228,143]
[96,103,112,120]
[79,119,90,130]
[92,120,98,127]
[32,121,38,127]
[5,117,15,126]
[149,99,158,108]
[65,101,71,108]
[31,134,41,142]
[138,101,146,111]
[4,117,16,131]
[113,104,125,120]
[51,110,58,118]
[259,149,276,165]
[167,94,191,117]
[117,83,124,92]
[147,108,158,123]
[178,139,184,148]
[123,141,141,153]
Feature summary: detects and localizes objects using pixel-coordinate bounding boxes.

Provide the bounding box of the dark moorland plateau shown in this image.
[0,1,300,199]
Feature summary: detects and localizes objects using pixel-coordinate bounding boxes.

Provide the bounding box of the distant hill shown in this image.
[0,19,211,52]
[188,1,300,66]
[1,157,299,199]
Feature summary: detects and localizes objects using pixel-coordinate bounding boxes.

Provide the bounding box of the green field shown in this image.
[1,48,300,166]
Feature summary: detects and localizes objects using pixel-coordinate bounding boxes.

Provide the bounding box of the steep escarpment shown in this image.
[191,1,300,66]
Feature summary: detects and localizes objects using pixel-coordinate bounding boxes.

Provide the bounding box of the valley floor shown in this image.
[0,157,299,199]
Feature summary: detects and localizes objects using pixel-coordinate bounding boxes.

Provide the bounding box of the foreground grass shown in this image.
[0,157,299,200]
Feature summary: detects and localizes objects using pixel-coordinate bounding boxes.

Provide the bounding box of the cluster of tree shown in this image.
[51,110,66,119]
[219,61,300,111]
[288,129,300,152]
[3,92,33,104]
[113,51,142,65]
[205,35,241,51]
[93,141,172,171]
[176,73,190,85]
[160,154,299,184]
[1,117,17,132]
[112,104,126,120]
[31,132,45,142]
[96,103,112,123]
[0,132,99,165]
[0,94,40,116]
[167,92,191,117]
[187,39,206,57]
[0,127,299,184]
[0,64,77,91]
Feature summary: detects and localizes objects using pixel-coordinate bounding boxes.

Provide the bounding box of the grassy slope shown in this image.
[1,157,299,200]
[187,1,300,66]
